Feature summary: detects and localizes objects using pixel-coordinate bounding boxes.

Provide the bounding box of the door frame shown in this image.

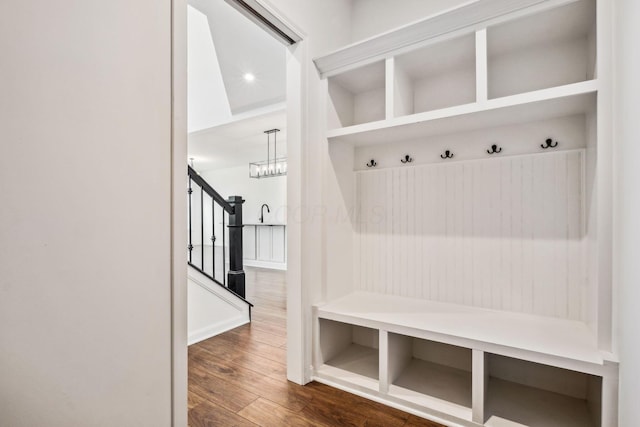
[170,1,307,425]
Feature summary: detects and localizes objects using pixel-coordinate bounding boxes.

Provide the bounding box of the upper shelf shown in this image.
[328,80,597,146]
[313,0,580,78]
[320,0,596,143]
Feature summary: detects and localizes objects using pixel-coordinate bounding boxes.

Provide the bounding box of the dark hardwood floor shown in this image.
[188,266,444,427]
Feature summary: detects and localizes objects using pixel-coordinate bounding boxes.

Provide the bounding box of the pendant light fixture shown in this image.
[249,128,287,178]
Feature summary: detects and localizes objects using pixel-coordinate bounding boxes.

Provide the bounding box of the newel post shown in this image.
[227,196,245,297]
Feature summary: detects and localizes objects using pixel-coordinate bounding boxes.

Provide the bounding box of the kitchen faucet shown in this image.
[260,204,270,223]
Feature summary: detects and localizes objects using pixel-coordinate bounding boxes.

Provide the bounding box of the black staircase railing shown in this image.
[187,166,247,299]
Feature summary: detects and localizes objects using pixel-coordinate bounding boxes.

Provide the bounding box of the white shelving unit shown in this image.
[316,319,379,392]
[313,0,617,426]
[487,0,596,99]
[328,60,386,128]
[391,34,476,117]
[485,354,602,427]
[386,336,473,422]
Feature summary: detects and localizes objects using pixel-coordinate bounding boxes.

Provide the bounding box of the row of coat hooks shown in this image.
[365,138,560,167]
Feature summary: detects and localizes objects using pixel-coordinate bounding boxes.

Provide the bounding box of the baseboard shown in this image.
[244,259,287,270]
[188,315,249,346]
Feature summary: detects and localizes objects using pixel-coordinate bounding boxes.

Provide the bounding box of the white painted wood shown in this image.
[356,151,586,321]
[472,350,487,424]
[485,377,596,427]
[412,335,472,373]
[315,361,380,393]
[594,0,614,354]
[392,57,413,118]
[354,88,386,126]
[601,362,618,427]
[328,60,385,128]
[244,259,287,270]
[475,29,488,103]
[251,224,286,266]
[385,58,396,119]
[271,225,286,262]
[315,2,618,425]
[243,225,256,260]
[387,333,413,390]
[257,224,271,261]
[488,354,592,399]
[487,0,596,98]
[316,321,381,391]
[328,79,354,128]
[392,34,476,116]
[588,375,603,427]
[318,318,353,365]
[316,292,604,370]
[488,37,591,99]
[324,344,380,380]
[313,0,577,78]
[328,80,597,146]
[379,330,390,393]
[389,361,473,422]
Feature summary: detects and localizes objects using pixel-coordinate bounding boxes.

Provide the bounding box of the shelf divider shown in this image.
[472,349,488,424]
[475,29,488,104]
[385,58,395,120]
[379,330,389,393]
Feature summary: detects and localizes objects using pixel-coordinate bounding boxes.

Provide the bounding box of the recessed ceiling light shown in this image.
[243,73,256,82]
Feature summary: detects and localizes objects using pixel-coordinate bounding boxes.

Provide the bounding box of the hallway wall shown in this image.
[0,1,175,426]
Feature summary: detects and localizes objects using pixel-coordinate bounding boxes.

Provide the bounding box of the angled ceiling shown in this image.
[189,0,286,120]
[187,0,287,170]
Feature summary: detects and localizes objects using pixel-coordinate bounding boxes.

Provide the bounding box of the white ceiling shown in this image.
[187,0,287,171]
[189,107,287,172]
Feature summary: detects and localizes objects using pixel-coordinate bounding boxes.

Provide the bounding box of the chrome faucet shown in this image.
[260,204,270,223]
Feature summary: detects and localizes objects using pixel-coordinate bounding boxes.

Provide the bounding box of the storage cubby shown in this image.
[393,34,476,117]
[487,0,596,99]
[485,354,602,427]
[314,0,616,425]
[386,334,473,421]
[327,60,385,129]
[317,319,379,389]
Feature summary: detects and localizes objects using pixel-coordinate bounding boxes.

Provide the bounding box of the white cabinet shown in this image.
[243,225,256,260]
[271,226,286,263]
[257,226,271,261]
[313,0,617,425]
[243,224,286,270]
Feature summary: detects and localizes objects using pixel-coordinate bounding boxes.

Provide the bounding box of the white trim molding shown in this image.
[313,0,577,78]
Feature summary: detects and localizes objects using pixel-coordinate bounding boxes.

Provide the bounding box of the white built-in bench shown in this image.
[313,292,617,427]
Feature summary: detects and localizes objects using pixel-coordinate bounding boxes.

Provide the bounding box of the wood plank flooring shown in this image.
[188,267,444,427]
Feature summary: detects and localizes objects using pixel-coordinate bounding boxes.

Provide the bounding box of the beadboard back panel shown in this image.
[355,150,586,321]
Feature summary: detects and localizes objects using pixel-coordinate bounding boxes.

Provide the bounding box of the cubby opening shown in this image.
[485,354,602,427]
[327,61,385,129]
[387,334,472,420]
[318,319,379,383]
[393,34,476,117]
[487,0,596,99]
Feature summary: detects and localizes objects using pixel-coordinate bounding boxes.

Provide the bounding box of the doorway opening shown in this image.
[180,0,305,424]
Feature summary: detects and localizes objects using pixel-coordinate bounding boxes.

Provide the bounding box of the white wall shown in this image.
[350,0,469,43]
[188,268,249,345]
[201,165,287,226]
[0,1,175,426]
[614,0,640,424]
[188,5,232,132]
